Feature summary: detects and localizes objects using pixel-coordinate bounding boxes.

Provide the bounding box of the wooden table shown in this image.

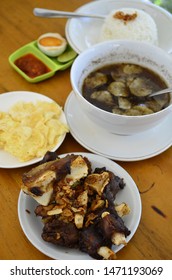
[0,0,172,260]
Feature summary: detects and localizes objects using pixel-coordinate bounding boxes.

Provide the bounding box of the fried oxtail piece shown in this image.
[79,224,115,260]
[97,211,130,246]
[79,168,130,259]
[39,151,59,164]
[79,209,130,259]
[22,154,75,187]
[21,154,90,206]
[86,167,125,202]
[103,171,125,206]
[42,218,79,248]
[100,172,130,246]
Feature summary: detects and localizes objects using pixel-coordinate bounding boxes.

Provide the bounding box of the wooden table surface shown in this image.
[0,0,172,260]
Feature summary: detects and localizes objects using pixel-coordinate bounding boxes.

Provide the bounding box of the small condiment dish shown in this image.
[9,41,75,83]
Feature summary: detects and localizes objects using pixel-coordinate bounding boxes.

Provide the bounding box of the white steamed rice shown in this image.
[99,8,158,45]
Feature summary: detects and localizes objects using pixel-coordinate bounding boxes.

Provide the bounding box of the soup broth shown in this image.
[82,63,170,116]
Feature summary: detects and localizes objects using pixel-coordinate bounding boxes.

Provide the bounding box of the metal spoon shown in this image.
[33,8,105,19]
[149,87,172,98]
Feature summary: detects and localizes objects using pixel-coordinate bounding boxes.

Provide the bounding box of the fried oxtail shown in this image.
[21,154,130,259]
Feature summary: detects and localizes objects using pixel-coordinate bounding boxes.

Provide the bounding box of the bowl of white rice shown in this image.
[99,8,158,45]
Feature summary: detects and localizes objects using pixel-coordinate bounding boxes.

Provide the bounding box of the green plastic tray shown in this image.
[9,41,74,83]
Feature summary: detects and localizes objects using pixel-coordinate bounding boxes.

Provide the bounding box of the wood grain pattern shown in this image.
[0,0,171,260]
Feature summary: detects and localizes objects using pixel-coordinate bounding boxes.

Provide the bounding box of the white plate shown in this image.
[18,152,141,260]
[64,92,172,161]
[66,0,172,54]
[0,91,67,168]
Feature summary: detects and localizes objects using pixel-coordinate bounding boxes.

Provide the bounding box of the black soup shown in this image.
[82,63,170,116]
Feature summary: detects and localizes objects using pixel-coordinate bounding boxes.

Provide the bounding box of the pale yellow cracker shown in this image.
[0,100,69,161]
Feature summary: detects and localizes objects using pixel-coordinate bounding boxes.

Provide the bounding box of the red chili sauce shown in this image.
[15,53,50,78]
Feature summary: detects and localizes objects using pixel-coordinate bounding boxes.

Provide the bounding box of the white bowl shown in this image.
[70,40,172,135]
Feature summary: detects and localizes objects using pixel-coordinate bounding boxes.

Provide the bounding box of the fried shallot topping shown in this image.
[113,11,137,24]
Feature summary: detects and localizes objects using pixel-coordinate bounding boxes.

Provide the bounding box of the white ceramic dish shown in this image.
[18,152,141,260]
[0,91,67,168]
[64,92,172,161]
[66,0,172,54]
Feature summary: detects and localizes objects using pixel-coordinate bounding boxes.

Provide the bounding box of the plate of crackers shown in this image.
[0,91,69,168]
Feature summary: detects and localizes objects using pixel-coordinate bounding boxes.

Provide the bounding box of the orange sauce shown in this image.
[39,37,62,47]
